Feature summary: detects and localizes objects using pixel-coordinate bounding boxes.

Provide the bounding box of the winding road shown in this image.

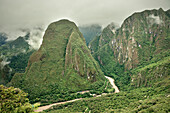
[34,76,119,112]
[34,98,82,112]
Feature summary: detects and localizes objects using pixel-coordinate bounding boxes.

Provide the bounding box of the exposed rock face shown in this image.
[10,19,105,99]
[89,8,170,88]
[130,57,170,87]
[90,8,170,70]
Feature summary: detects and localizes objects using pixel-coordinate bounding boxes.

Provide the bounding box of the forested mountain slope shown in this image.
[89,8,170,89]
[10,20,106,103]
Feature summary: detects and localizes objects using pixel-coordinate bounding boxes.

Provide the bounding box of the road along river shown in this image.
[35,76,119,112]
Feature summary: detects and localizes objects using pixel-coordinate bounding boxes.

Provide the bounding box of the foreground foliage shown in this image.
[44,82,170,113]
[0,85,34,113]
[43,52,170,112]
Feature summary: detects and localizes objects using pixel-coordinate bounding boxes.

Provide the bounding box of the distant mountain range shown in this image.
[0,33,34,84]
[79,24,102,45]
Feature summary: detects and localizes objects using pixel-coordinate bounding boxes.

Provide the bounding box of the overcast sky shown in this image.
[0,0,169,48]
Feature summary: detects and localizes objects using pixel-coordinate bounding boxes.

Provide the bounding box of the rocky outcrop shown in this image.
[130,56,170,87]
[89,8,170,88]
[90,8,170,70]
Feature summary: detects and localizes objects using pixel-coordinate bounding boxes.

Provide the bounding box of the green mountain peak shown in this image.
[89,8,170,89]
[10,19,105,101]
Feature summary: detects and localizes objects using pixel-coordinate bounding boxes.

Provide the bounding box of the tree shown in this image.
[0,85,34,113]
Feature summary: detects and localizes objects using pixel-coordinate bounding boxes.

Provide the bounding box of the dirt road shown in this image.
[34,98,82,112]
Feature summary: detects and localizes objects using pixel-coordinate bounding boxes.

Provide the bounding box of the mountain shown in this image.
[89,8,170,89]
[89,23,117,53]
[79,24,102,45]
[0,34,34,84]
[0,33,31,58]
[45,8,170,112]
[10,20,105,103]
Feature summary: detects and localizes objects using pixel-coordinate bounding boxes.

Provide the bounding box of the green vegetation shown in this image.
[0,34,35,84]
[42,54,170,112]
[1,8,169,113]
[45,8,169,112]
[10,20,106,104]
[0,58,13,85]
[9,51,34,73]
[88,8,170,91]
[26,79,112,106]
[44,81,170,113]
[130,55,170,88]
[0,36,30,57]
[93,44,130,90]
[88,23,115,53]
[0,85,34,113]
[88,36,100,54]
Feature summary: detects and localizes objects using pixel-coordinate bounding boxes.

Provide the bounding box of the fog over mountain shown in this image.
[0,0,169,49]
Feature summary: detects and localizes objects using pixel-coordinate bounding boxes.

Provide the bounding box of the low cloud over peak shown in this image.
[0,0,169,49]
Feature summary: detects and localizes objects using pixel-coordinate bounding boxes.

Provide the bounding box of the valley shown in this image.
[34,76,119,112]
[0,7,169,113]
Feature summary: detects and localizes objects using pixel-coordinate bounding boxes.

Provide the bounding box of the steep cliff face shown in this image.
[89,23,116,54]
[111,8,169,70]
[10,20,105,100]
[130,56,170,87]
[90,8,170,88]
[92,8,170,70]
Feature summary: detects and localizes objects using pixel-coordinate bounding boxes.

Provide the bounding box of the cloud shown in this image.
[148,14,163,25]
[25,27,45,50]
[0,55,10,69]
[0,0,169,49]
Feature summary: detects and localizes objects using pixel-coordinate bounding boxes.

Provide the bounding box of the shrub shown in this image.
[0,85,33,113]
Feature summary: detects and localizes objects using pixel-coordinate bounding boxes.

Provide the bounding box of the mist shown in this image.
[148,14,163,25]
[0,55,10,69]
[0,0,169,48]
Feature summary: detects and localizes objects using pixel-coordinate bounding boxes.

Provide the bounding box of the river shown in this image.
[34,76,119,112]
[104,76,120,93]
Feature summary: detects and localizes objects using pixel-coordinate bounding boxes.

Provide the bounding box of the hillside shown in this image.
[41,9,170,112]
[89,23,116,53]
[44,83,170,113]
[10,20,106,103]
[0,34,34,84]
[89,8,170,89]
